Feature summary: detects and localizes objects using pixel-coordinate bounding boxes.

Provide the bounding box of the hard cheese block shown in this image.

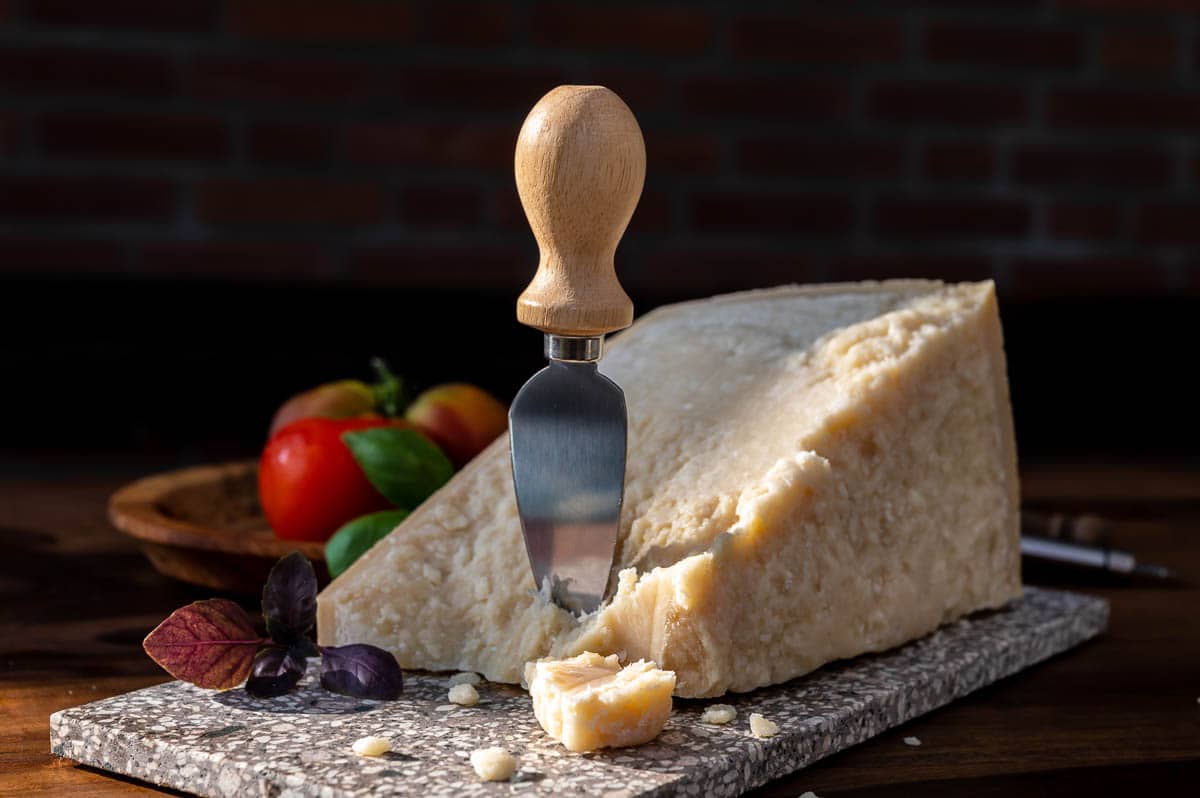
[317,281,1020,698]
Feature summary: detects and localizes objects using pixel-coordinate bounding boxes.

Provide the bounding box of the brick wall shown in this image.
[2,0,1197,301]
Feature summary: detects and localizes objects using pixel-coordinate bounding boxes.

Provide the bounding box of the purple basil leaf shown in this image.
[142,599,262,690]
[319,644,403,700]
[245,645,307,698]
[262,551,317,645]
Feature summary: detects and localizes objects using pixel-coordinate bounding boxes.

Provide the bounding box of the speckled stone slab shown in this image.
[52,586,1106,798]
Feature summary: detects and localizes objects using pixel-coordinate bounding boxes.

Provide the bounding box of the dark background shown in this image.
[0,0,1195,465]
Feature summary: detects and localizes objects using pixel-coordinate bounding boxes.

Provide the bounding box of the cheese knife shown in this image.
[509,85,645,614]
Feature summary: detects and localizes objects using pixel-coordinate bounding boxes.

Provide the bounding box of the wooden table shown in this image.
[2,460,1198,797]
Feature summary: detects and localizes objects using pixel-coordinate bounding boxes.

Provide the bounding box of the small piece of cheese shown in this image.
[318,282,1021,698]
[470,747,517,781]
[904,735,922,747]
[351,736,391,757]
[749,713,779,738]
[449,672,482,687]
[448,683,479,706]
[528,652,675,752]
[700,704,737,725]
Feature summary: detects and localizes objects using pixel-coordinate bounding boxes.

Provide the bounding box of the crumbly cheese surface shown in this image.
[351,736,391,757]
[469,747,517,781]
[317,281,1021,698]
[448,683,479,706]
[749,713,779,738]
[527,652,675,752]
[700,704,737,725]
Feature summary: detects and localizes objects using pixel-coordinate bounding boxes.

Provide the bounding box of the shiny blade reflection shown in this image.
[509,360,627,614]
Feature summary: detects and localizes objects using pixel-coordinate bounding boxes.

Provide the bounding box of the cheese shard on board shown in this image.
[527,652,675,752]
[317,281,1021,698]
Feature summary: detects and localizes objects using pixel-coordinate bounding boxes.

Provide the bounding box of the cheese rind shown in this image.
[317,281,1021,698]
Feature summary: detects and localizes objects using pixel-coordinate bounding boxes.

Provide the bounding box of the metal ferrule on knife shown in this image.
[545,334,603,363]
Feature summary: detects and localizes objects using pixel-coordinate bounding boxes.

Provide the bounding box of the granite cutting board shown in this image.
[51,586,1107,798]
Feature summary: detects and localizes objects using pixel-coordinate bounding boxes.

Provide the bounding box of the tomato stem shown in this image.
[370,357,405,417]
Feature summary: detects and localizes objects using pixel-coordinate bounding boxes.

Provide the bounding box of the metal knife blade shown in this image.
[510,340,626,614]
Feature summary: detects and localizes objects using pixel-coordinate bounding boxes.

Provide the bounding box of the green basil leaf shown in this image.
[325,509,409,579]
[341,427,453,509]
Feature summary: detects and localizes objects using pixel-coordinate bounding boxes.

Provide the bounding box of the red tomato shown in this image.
[259,417,403,542]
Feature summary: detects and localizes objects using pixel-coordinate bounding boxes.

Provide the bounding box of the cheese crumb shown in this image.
[448,683,479,706]
[700,704,737,725]
[799,792,819,798]
[470,747,517,781]
[351,736,391,757]
[748,713,779,738]
[449,672,482,687]
[903,735,922,747]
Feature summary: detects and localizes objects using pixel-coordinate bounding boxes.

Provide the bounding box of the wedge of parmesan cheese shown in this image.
[317,281,1020,698]
[527,652,675,752]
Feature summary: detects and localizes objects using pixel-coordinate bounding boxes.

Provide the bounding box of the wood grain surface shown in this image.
[2,460,1198,797]
[515,85,641,337]
[107,461,326,593]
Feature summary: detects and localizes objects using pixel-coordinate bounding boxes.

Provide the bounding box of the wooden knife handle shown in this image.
[514,85,644,337]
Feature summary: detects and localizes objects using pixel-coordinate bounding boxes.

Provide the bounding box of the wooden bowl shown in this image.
[108,461,329,594]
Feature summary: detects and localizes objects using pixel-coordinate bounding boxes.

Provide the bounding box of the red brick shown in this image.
[424,1,515,48]
[1012,145,1173,187]
[0,176,174,222]
[684,77,851,120]
[0,112,18,156]
[868,82,1028,126]
[875,198,1030,239]
[739,137,903,180]
[139,241,335,280]
[1057,0,1200,12]
[39,112,227,162]
[1009,256,1169,299]
[1051,88,1200,129]
[27,0,216,32]
[922,140,995,181]
[399,184,485,229]
[626,190,672,235]
[226,0,414,43]
[1137,203,1200,243]
[690,192,853,236]
[0,237,127,275]
[384,64,565,111]
[645,131,721,175]
[248,123,335,164]
[197,179,386,226]
[623,247,816,298]
[186,57,370,104]
[1101,30,1176,73]
[349,243,527,291]
[531,3,712,56]
[926,23,1083,69]
[1047,202,1123,240]
[346,122,513,172]
[731,14,902,63]
[830,254,996,284]
[0,46,175,97]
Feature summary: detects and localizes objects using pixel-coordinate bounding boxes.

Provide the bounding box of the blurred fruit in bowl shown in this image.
[268,358,402,438]
[405,383,508,468]
[259,417,406,542]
